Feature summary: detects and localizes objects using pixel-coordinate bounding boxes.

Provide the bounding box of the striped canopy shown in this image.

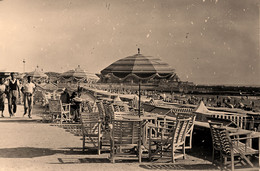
[61,65,87,79]
[27,70,48,78]
[101,53,175,80]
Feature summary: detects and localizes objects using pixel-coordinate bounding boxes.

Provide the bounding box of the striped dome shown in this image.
[101,53,175,80]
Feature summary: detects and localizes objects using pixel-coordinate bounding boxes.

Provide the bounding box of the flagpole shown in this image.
[138,80,141,117]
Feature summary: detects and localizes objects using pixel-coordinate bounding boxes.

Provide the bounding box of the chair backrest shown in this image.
[177,113,196,134]
[113,104,120,112]
[82,101,93,113]
[209,122,223,150]
[172,108,193,114]
[80,112,100,135]
[49,99,62,113]
[103,102,113,123]
[172,118,192,144]
[96,101,105,119]
[112,120,142,145]
[213,126,232,156]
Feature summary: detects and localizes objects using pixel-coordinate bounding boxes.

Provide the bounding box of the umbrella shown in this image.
[0,72,10,78]
[101,49,175,81]
[61,65,88,80]
[100,48,175,116]
[27,66,48,78]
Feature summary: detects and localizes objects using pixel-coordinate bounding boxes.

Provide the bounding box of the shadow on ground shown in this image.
[139,164,218,170]
[0,119,41,123]
[0,147,84,158]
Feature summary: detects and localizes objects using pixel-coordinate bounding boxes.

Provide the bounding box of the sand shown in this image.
[0,103,219,171]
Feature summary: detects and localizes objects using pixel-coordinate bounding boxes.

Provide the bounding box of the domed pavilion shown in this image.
[99,49,180,85]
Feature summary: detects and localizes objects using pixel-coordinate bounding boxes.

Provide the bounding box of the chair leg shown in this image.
[212,149,215,164]
[231,153,235,171]
[182,144,186,159]
[98,124,101,155]
[171,145,175,163]
[82,135,85,152]
[220,153,223,170]
[139,145,142,163]
[149,139,152,161]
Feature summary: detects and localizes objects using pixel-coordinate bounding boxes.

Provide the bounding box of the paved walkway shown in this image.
[0,103,218,171]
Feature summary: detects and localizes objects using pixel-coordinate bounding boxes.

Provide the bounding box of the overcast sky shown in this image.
[0,0,259,85]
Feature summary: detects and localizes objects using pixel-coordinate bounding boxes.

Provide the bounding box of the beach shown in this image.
[0,102,220,171]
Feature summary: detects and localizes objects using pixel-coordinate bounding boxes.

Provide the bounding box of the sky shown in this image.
[0,0,259,86]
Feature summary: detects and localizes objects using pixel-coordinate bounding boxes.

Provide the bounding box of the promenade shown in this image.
[0,103,217,171]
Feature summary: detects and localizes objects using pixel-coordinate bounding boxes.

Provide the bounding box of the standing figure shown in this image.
[70,91,81,122]
[21,76,35,118]
[7,72,20,117]
[0,78,6,117]
[60,88,70,104]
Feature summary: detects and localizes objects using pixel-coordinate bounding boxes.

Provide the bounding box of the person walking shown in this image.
[0,78,7,117]
[7,72,20,117]
[21,76,35,118]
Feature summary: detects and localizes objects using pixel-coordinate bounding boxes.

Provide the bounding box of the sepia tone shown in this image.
[0,0,260,170]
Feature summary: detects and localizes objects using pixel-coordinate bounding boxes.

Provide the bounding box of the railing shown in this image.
[211,113,254,130]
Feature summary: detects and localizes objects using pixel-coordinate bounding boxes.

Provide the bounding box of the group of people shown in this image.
[0,73,35,118]
[60,88,82,122]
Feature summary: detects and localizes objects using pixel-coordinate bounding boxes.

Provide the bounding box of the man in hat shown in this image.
[21,76,35,118]
[7,72,20,117]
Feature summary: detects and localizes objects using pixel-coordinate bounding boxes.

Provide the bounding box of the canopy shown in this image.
[27,66,48,78]
[61,65,88,80]
[0,72,10,78]
[101,50,175,80]
[101,49,176,116]
[36,83,58,91]
[194,101,211,114]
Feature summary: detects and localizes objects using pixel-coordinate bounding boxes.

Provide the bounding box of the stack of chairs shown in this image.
[209,123,260,171]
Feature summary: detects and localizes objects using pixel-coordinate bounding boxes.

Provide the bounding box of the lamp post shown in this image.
[22,59,26,73]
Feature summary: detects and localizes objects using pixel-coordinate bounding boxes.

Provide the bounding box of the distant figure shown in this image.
[7,72,20,117]
[60,88,70,104]
[0,78,7,117]
[70,91,81,122]
[162,93,166,101]
[21,76,35,118]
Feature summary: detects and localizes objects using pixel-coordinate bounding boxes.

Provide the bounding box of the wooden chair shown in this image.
[176,113,196,149]
[81,111,102,155]
[48,99,71,124]
[149,117,192,162]
[110,119,143,163]
[214,126,260,171]
[156,113,196,150]
[208,122,223,164]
